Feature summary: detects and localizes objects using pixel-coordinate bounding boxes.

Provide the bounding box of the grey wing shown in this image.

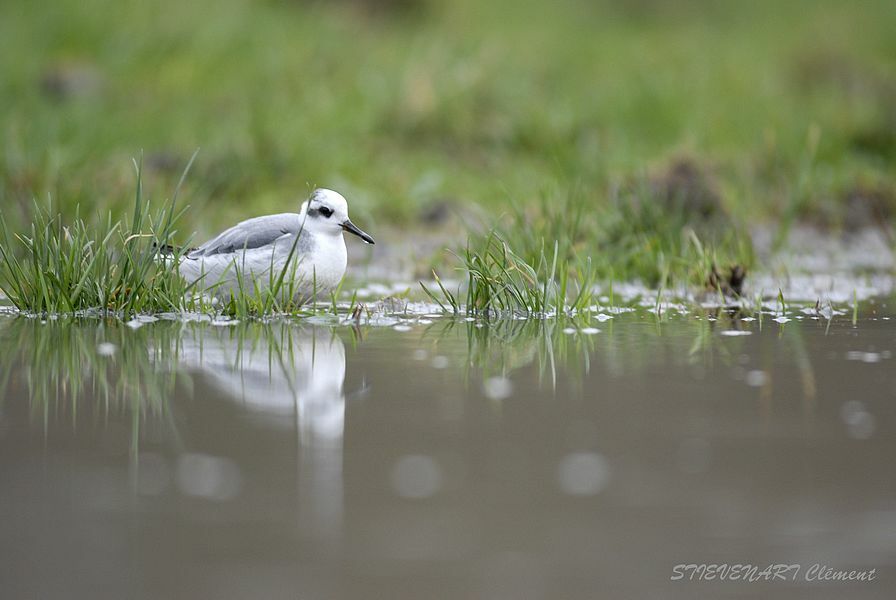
[188,213,306,257]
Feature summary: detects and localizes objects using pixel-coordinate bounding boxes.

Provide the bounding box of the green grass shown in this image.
[0,159,196,315]
[1,0,895,313]
[423,229,597,317]
[423,181,752,315]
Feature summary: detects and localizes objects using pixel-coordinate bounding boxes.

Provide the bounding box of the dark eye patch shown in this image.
[308,205,333,218]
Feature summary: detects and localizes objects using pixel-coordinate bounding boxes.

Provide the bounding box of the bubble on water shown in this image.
[482,376,513,400]
[176,453,242,501]
[593,313,613,322]
[846,351,886,363]
[431,355,449,369]
[676,438,712,474]
[562,327,576,334]
[745,370,768,387]
[210,318,239,327]
[773,316,792,324]
[125,319,143,330]
[581,327,601,335]
[412,349,428,361]
[741,317,756,322]
[847,412,876,439]
[841,400,876,439]
[841,400,866,422]
[390,454,442,499]
[720,330,751,336]
[556,452,610,496]
[393,324,412,332]
[96,342,117,357]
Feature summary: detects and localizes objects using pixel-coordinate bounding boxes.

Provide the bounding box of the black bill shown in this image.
[341,219,375,244]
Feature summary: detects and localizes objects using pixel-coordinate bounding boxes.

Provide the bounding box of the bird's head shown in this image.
[301,188,375,244]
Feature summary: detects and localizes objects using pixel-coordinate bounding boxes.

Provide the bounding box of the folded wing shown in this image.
[188,213,305,258]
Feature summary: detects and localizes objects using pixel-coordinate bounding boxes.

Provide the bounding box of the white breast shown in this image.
[300,233,347,294]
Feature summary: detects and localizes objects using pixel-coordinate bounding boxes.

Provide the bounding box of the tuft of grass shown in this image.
[0,158,197,316]
[423,183,750,316]
[425,229,595,317]
[420,268,459,314]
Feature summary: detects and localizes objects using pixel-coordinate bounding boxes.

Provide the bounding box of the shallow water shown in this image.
[1,306,894,599]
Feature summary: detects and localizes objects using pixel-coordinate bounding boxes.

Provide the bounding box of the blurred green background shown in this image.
[2,0,895,243]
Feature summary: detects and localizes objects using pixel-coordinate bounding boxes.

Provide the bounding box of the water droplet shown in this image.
[840,400,866,424]
[176,453,242,501]
[745,370,768,387]
[482,376,513,400]
[431,355,449,369]
[556,452,610,496]
[210,318,239,326]
[96,342,117,357]
[846,412,876,439]
[390,454,442,499]
[840,400,876,438]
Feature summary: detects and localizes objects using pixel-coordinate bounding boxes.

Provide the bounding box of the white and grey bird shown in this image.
[178,188,374,302]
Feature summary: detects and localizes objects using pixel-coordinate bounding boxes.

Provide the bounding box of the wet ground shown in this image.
[0,303,894,599]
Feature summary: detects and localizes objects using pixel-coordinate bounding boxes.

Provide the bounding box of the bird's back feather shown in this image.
[187,213,308,258]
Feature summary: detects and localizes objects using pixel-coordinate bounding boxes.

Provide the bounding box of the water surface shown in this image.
[1,307,894,599]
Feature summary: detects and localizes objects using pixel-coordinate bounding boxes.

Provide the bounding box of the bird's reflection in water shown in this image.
[177,324,347,549]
